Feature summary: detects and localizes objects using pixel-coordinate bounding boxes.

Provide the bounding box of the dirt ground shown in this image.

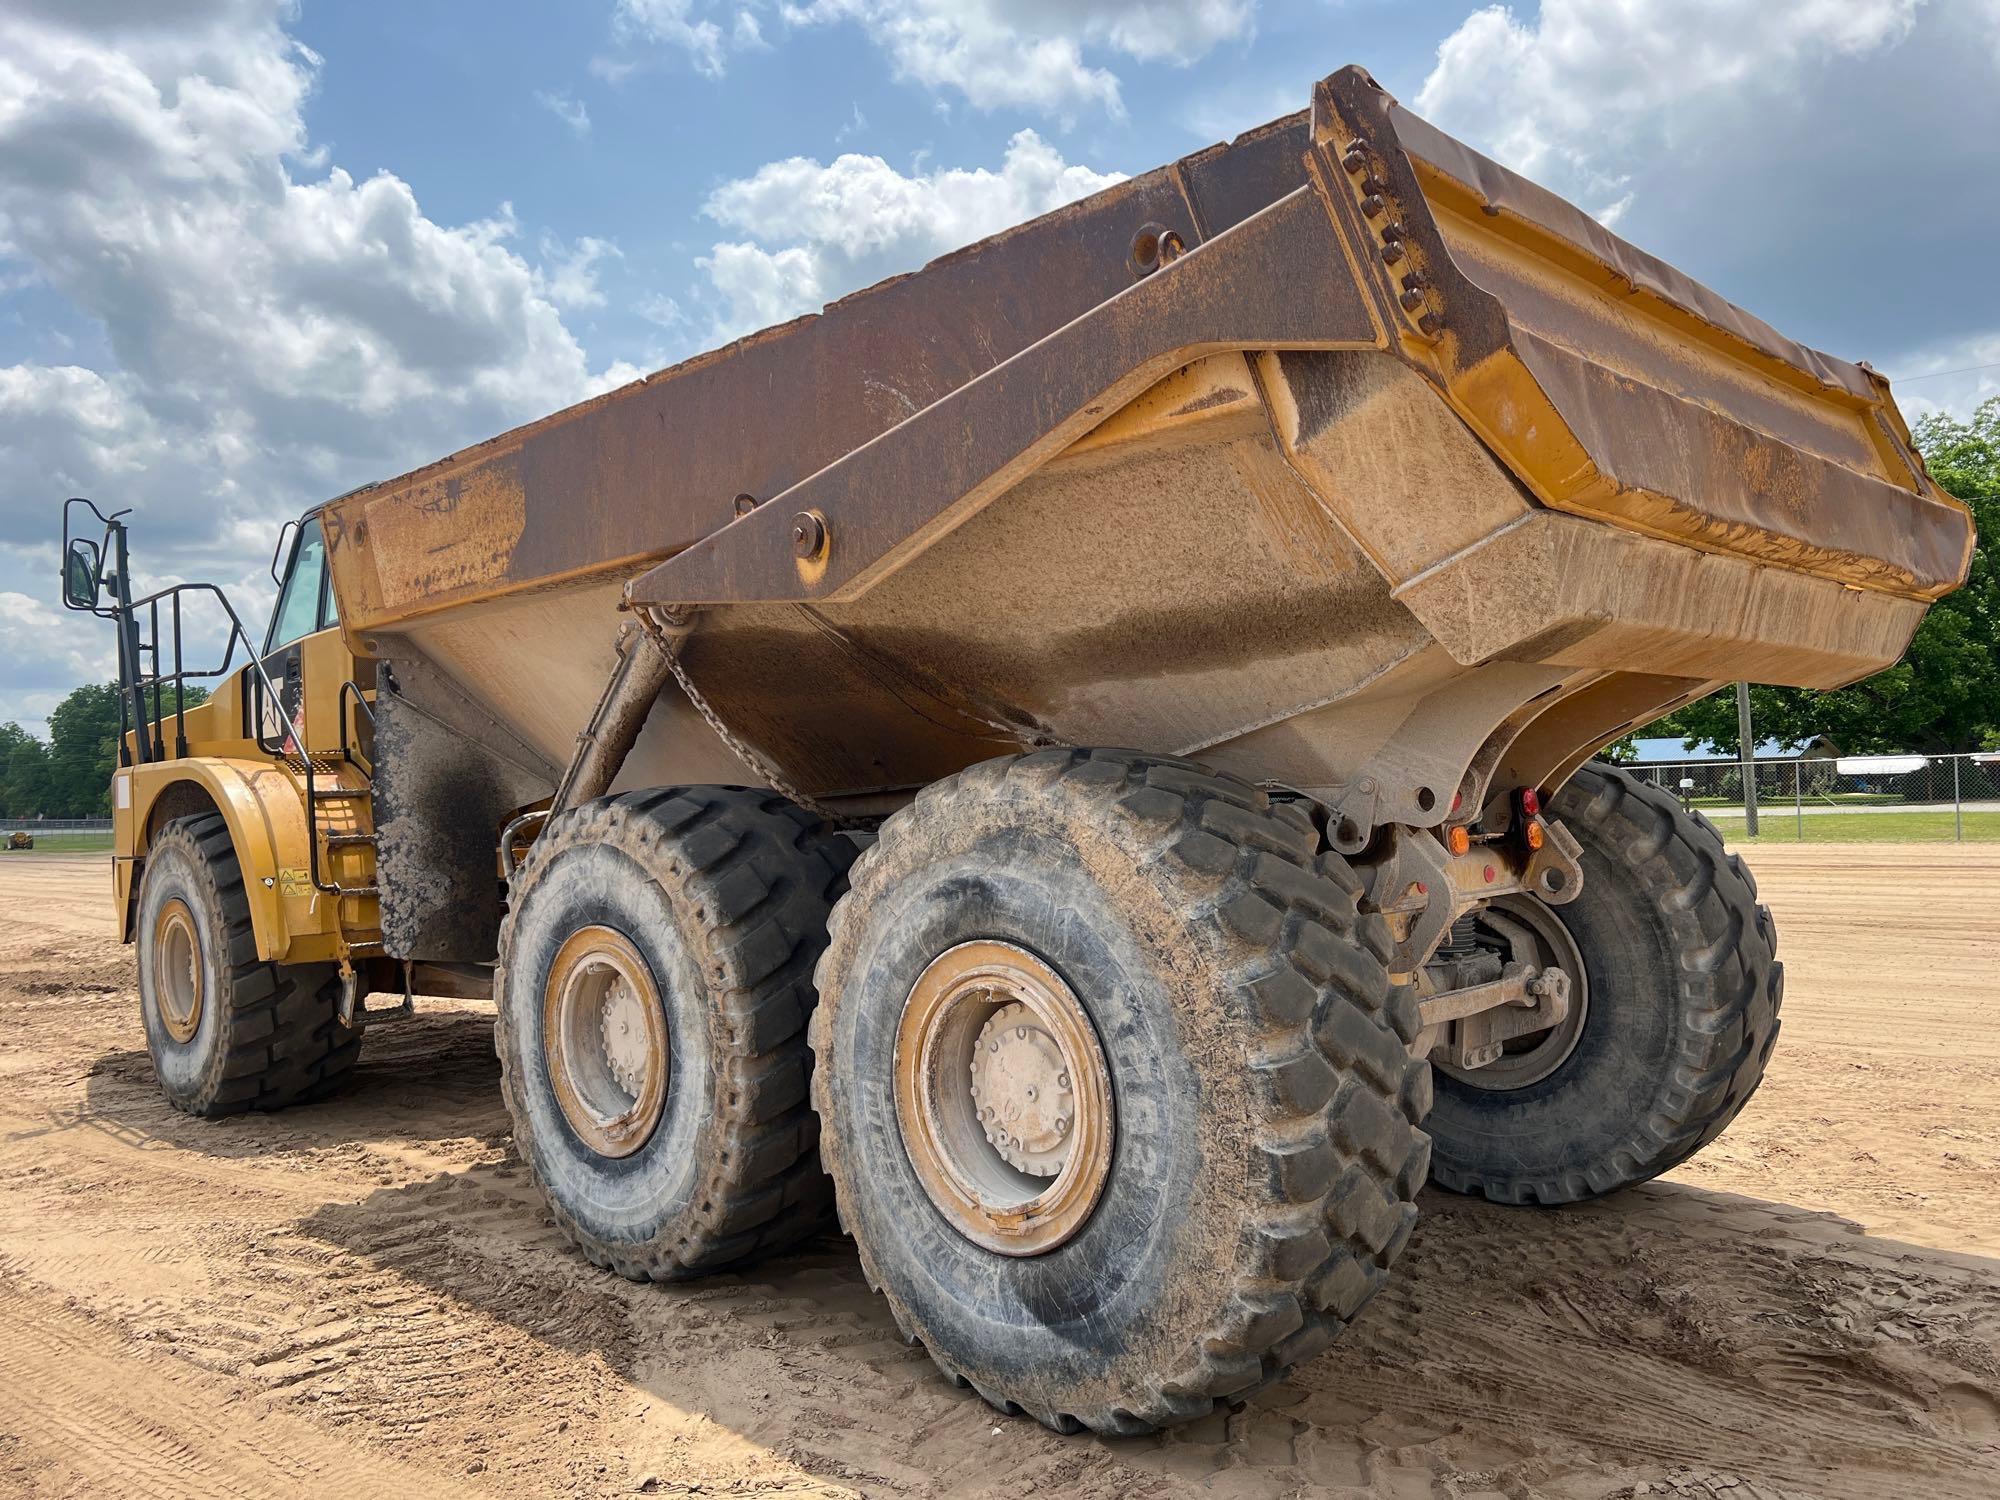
[1,846,1996,1499]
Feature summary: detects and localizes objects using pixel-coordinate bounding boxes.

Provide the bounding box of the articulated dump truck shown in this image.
[61,68,1970,1433]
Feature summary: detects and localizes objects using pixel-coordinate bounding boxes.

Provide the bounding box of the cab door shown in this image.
[259,520,328,750]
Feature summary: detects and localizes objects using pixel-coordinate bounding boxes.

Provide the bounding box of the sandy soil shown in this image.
[1,845,1995,1499]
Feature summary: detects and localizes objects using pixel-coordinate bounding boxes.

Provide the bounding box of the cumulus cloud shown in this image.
[0,0,623,730]
[1415,0,1924,222]
[601,0,1252,116]
[695,129,1124,337]
[782,0,1254,117]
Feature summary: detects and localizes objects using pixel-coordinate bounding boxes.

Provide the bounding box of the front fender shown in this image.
[117,757,334,963]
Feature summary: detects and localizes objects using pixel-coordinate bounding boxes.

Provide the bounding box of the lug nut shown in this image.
[1400,288,1425,311]
[1418,311,1445,334]
[1360,195,1385,219]
[1381,242,1406,265]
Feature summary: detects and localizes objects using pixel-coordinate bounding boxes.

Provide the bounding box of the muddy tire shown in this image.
[1427,762,1782,1204]
[810,748,1430,1435]
[135,814,358,1116]
[495,787,855,1280]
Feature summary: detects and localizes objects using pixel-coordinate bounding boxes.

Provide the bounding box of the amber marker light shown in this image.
[1445,825,1471,857]
[1524,818,1546,852]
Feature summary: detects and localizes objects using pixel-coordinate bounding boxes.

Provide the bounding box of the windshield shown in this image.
[267,523,327,652]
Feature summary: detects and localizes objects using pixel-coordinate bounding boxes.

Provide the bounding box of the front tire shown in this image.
[1426,762,1782,1204]
[135,814,359,1115]
[495,787,854,1280]
[811,749,1430,1435]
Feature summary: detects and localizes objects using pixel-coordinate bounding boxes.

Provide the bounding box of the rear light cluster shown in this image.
[1519,786,1545,850]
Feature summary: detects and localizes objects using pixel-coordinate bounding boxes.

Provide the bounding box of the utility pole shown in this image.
[1735,681,1759,838]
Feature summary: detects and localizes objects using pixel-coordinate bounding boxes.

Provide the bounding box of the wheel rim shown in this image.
[1435,893,1591,1091]
[893,941,1114,1256]
[543,925,670,1158]
[153,896,203,1044]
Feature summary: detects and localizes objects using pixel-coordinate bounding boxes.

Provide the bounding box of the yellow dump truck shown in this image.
[59,67,1971,1433]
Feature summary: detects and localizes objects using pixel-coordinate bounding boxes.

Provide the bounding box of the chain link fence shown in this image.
[0,816,113,853]
[1620,753,2000,842]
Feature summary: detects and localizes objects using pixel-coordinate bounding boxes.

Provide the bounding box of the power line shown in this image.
[1887,360,2000,385]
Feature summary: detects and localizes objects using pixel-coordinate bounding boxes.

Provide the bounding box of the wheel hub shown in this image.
[1432,893,1590,1091]
[599,977,652,1099]
[893,941,1114,1257]
[969,1002,1076,1176]
[543,925,670,1159]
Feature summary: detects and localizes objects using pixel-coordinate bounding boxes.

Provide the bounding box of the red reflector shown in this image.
[1482,864,1496,883]
[1521,787,1541,817]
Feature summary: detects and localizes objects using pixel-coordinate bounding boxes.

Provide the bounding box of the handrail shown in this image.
[338,679,376,773]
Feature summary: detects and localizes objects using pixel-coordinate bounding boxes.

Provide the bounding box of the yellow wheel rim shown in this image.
[153,897,204,1044]
[543,926,671,1159]
[894,941,1114,1256]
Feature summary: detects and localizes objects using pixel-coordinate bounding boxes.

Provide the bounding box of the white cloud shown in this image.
[637,292,687,330]
[540,235,621,310]
[1415,1,1924,220]
[535,89,592,137]
[612,0,728,78]
[696,129,1124,337]
[603,0,1252,116]
[0,0,623,731]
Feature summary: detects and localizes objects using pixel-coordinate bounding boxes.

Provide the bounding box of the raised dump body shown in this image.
[87,64,1975,1441]
[324,67,1967,937]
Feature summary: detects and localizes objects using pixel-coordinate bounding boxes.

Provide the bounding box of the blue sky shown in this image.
[2,0,1998,737]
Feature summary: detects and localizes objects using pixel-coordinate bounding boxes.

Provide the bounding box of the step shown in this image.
[324,833,378,849]
[334,884,381,899]
[311,787,370,800]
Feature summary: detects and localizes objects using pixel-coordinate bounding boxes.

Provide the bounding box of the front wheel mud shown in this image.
[811,749,1430,1435]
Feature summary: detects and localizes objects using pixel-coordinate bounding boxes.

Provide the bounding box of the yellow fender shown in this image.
[113,756,348,964]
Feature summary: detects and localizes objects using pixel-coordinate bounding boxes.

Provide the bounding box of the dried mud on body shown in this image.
[1,846,1997,1499]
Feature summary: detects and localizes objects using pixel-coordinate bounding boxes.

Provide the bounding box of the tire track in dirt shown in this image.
[0,1279,482,1499]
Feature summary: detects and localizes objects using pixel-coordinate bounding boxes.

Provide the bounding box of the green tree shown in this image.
[1641,396,2000,756]
[19,681,212,817]
[0,723,51,817]
[45,683,125,816]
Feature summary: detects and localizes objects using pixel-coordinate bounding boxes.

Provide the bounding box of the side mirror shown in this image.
[63,536,103,609]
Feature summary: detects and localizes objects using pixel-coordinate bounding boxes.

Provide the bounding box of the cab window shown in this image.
[267,524,327,651]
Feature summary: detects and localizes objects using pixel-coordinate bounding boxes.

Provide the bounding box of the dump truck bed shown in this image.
[321,65,1971,931]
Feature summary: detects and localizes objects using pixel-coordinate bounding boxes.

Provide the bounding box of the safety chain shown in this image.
[637,606,861,828]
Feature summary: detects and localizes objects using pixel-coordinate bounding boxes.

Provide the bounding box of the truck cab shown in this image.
[60,499,385,1097]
